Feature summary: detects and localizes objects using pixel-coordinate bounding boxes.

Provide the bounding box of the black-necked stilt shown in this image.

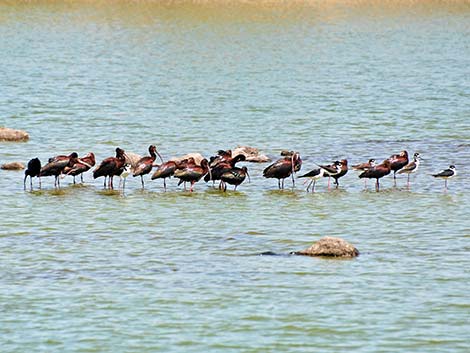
[298,167,325,192]
[398,152,421,187]
[319,160,342,189]
[432,165,456,191]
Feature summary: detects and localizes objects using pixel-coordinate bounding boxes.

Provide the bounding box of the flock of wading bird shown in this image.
[22,146,457,192]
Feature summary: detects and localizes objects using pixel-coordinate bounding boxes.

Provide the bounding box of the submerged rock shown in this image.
[170,153,205,166]
[0,127,29,142]
[1,162,25,170]
[232,146,270,163]
[294,236,359,258]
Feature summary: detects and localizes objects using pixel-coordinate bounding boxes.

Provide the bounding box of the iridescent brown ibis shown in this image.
[132,145,163,188]
[205,154,246,189]
[220,166,250,191]
[388,150,409,185]
[39,152,78,188]
[93,148,127,189]
[432,165,456,191]
[24,157,41,190]
[398,152,421,187]
[64,152,96,184]
[174,158,211,192]
[263,152,301,189]
[352,159,376,187]
[151,157,194,190]
[298,167,325,192]
[359,159,392,191]
[319,160,342,189]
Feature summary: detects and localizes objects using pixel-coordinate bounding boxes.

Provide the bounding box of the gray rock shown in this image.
[0,127,29,142]
[232,146,271,163]
[294,236,359,258]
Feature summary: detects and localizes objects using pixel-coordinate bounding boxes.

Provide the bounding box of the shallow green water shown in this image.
[1,1,470,352]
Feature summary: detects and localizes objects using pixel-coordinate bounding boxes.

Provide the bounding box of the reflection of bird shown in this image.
[133,145,163,188]
[39,152,78,188]
[93,148,127,189]
[432,165,456,191]
[174,159,211,192]
[389,150,409,185]
[24,158,41,190]
[298,168,324,192]
[263,152,301,189]
[398,152,421,186]
[220,166,250,191]
[359,160,391,191]
[64,152,96,184]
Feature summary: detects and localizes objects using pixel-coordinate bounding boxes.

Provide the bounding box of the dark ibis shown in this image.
[389,150,409,185]
[174,158,211,192]
[359,159,392,191]
[205,154,246,189]
[133,145,163,188]
[64,152,96,184]
[151,157,194,190]
[220,166,250,191]
[93,148,127,189]
[263,152,301,189]
[352,159,376,187]
[24,157,41,190]
[39,152,78,188]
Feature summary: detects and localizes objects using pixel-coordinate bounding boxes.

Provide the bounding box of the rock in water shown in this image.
[232,146,271,163]
[1,162,25,170]
[294,236,359,258]
[0,127,29,142]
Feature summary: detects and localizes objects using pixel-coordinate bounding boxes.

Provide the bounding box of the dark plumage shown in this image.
[432,165,456,190]
[64,152,96,184]
[263,152,302,189]
[220,166,249,191]
[39,152,78,188]
[151,158,194,190]
[389,150,409,184]
[359,159,392,191]
[93,148,126,189]
[174,159,211,192]
[205,154,246,188]
[133,145,163,188]
[298,167,324,192]
[24,157,41,190]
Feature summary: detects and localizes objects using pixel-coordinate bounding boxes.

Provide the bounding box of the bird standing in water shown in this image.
[397,152,421,187]
[432,165,456,191]
[24,157,41,190]
[359,159,392,192]
[39,152,78,188]
[389,150,409,186]
[93,148,127,189]
[263,152,301,189]
[133,145,163,188]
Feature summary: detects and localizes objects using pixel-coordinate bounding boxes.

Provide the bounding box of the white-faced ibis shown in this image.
[93,148,127,189]
[432,165,456,191]
[359,159,392,191]
[132,145,163,188]
[151,158,194,190]
[220,166,250,191]
[24,157,41,190]
[389,150,409,185]
[398,152,421,187]
[39,152,78,188]
[298,168,325,192]
[319,160,342,189]
[263,152,301,189]
[174,158,211,192]
[64,152,96,184]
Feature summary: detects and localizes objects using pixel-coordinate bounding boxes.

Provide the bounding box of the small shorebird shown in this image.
[359,159,392,191]
[397,152,421,187]
[24,157,41,190]
[93,148,127,189]
[389,150,409,185]
[263,152,302,189]
[432,165,456,191]
[118,163,132,190]
[133,145,163,188]
[39,152,78,188]
[298,167,325,192]
[319,160,342,189]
